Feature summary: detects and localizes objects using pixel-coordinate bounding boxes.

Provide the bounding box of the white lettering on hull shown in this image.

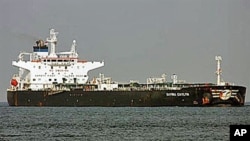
[166,93,189,96]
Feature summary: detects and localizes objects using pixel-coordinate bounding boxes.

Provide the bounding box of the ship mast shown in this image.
[47,29,58,57]
[70,40,78,58]
[215,56,222,85]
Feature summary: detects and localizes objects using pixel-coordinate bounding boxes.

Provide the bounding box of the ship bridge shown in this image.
[11,29,104,90]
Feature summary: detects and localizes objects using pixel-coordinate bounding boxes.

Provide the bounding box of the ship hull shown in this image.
[7,85,246,107]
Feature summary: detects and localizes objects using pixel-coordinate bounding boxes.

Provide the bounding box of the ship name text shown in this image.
[166,93,189,96]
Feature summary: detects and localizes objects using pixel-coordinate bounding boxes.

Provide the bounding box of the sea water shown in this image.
[0,102,249,141]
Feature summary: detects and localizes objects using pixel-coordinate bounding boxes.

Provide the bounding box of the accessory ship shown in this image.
[7,29,246,107]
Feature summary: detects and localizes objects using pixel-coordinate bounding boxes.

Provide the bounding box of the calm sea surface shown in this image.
[0,102,250,141]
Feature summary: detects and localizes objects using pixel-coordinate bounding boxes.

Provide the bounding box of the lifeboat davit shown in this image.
[11,79,18,86]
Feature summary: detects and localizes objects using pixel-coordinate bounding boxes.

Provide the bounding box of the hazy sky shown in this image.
[0,0,250,102]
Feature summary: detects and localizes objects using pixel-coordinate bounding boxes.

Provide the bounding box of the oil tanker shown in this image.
[7,29,246,107]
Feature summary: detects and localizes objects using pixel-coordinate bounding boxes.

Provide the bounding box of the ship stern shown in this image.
[7,90,16,106]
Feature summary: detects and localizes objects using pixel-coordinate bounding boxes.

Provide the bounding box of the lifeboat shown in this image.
[11,79,18,87]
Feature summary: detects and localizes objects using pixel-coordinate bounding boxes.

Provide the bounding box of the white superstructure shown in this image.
[10,29,104,90]
[93,73,118,90]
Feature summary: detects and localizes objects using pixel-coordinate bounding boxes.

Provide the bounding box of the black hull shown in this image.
[7,86,246,107]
